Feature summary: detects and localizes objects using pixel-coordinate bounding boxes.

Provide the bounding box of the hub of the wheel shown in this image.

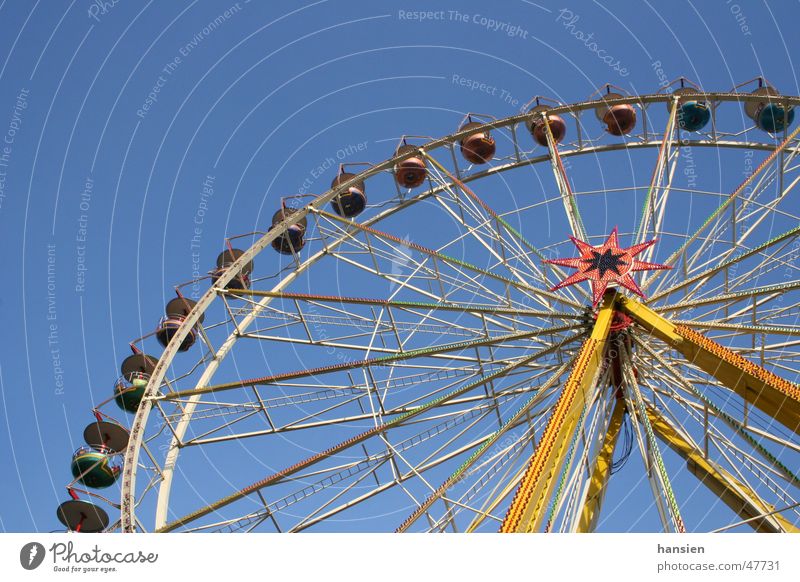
[545,227,671,305]
[579,304,633,333]
[580,300,636,390]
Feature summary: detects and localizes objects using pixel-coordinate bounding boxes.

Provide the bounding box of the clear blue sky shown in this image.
[0,0,798,532]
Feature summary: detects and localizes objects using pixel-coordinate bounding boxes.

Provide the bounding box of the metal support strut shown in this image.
[500,290,616,532]
[617,295,800,435]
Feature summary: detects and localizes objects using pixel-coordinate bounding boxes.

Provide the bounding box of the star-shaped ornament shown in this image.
[545,227,671,305]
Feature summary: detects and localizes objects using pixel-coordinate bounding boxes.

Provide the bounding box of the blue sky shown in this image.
[0,0,798,533]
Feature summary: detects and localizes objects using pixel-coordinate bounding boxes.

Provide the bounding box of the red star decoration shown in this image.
[544,227,671,306]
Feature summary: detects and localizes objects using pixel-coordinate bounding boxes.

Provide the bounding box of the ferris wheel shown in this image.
[55,77,800,534]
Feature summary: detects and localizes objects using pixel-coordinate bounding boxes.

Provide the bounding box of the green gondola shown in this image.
[113,376,147,413]
[757,103,795,133]
[677,100,710,132]
[70,447,120,489]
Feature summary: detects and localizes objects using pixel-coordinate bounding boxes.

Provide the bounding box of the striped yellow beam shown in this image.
[499,290,616,533]
[617,295,800,435]
[576,398,626,532]
[646,405,798,533]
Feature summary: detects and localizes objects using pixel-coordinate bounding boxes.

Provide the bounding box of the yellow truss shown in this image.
[499,291,616,532]
[646,405,798,533]
[617,295,800,435]
[576,398,626,532]
[497,291,800,533]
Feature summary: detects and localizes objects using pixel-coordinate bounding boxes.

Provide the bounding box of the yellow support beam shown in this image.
[500,291,616,533]
[617,295,800,435]
[646,406,798,533]
[577,398,626,532]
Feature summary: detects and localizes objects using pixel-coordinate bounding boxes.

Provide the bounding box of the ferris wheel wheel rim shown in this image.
[117,91,800,533]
